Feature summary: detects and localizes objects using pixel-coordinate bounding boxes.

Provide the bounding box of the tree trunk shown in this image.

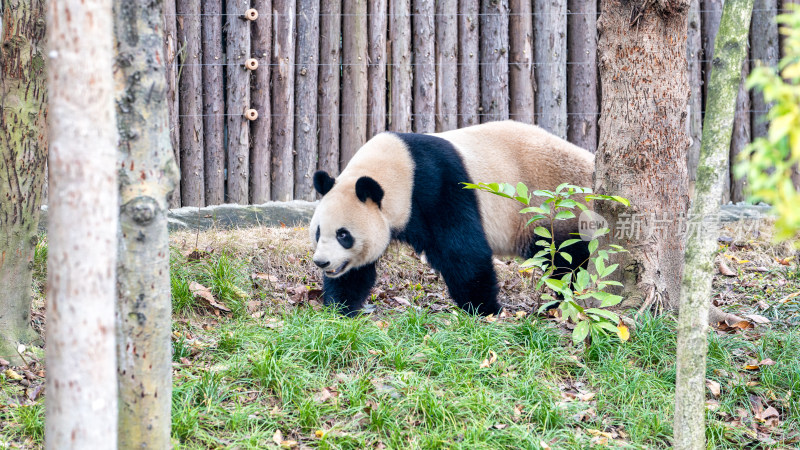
[509,0,535,124]
[227,0,252,204]
[368,0,388,137]
[317,0,341,176]
[202,0,225,205]
[436,0,458,131]
[163,0,181,208]
[45,0,119,446]
[480,0,509,122]
[340,0,368,165]
[113,1,180,446]
[0,0,47,364]
[687,0,703,195]
[567,0,598,152]
[271,0,296,201]
[251,0,272,203]
[412,0,435,132]
[458,0,480,127]
[675,3,754,448]
[730,60,751,203]
[779,1,800,190]
[750,0,778,141]
[389,0,413,132]
[534,0,567,138]
[594,0,690,312]
[294,0,320,200]
[176,0,204,206]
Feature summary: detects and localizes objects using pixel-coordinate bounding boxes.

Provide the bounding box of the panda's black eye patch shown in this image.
[315,226,320,242]
[336,228,354,249]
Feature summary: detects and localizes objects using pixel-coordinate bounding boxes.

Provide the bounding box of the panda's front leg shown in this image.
[425,249,502,316]
[321,262,377,316]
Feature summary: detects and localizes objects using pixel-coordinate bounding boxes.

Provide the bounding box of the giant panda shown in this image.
[309,120,594,316]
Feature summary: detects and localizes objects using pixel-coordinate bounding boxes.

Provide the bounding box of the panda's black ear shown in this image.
[313,171,335,196]
[355,176,384,209]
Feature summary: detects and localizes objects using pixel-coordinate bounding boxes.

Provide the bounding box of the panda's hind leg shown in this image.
[425,247,502,316]
[322,262,377,316]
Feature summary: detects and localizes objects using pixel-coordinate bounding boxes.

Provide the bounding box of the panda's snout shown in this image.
[313,259,330,269]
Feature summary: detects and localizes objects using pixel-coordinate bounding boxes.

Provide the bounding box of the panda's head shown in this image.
[309,170,390,278]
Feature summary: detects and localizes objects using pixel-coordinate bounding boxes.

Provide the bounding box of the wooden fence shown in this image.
[163,0,792,208]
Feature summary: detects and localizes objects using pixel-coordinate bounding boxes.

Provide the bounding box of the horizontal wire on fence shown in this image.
[177,110,770,119]
[164,8,790,17]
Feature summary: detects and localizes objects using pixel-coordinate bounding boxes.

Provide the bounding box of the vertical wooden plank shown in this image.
[226,0,252,204]
[251,0,272,203]
[480,0,509,122]
[202,0,225,205]
[509,0,535,124]
[436,0,458,131]
[687,0,703,192]
[341,0,368,166]
[567,0,598,151]
[730,61,751,203]
[412,0,435,132]
[294,0,320,201]
[458,0,480,127]
[367,0,388,137]
[750,0,778,140]
[534,0,567,138]
[390,0,413,132]
[318,0,342,176]
[271,0,296,201]
[164,0,181,207]
[176,0,205,206]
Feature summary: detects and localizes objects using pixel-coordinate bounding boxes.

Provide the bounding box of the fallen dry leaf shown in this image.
[375,320,389,330]
[706,379,721,398]
[718,260,737,277]
[189,281,231,312]
[540,441,552,450]
[4,369,23,381]
[479,350,498,369]
[251,272,279,283]
[273,429,283,446]
[617,324,630,341]
[493,423,508,430]
[745,314,770,324]
[755,406,780,421]
[779,291,800,304]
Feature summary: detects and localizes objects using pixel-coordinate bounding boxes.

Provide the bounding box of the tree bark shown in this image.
[480,0,509,122]
[368,0,388,137]
[163,0,181,207]
[595,0,690,312]
[567,0,598,152]
[534,0,567,138]
[45,0,119,446]
[687,0,703,194]
[0,0,47,364]
[176,0,204,206]
[436,0,458,131]
[412,0,435,132]
[509,0,535,124]
[317,0,341,176]
[750,0,778,141]
[227,0,252,204]
[730,60,751,203]
[202,0,225,205]
[675,3,754,448]
[251,0,272,203]
[341,0,368,166]
[113,0,179,446]
[389,0,413,132]
[294,0,320,200]
[458,0,481,127]
[271,0,295,201]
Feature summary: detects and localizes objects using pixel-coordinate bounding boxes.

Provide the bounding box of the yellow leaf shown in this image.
[4,369,23,381]
[315,430,325,438]
[617,324,630,341]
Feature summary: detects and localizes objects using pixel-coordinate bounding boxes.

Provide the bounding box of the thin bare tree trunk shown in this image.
[750,0,778,141]
[113,1,179,446]
[203,0,225,205]
[176,0,205,206]
[730,61,751,203]
[458,0,480,127]
[480,0,509,122]
[687,0,703,194]
[0,0,47,364]
[413,0,435,132]
[676,3,754,448]
[341,0,368,165]
[534,0,567,138]
[227,0,252,204]
[594,0,690,312]
[567,0,598,152]
[164,0,181,207]
[45,0,119,446]
[436,0,458,131]
[368,0,388,137]
[271,0,296,201]
[509,0,535,124]
[294,0,320,200]
[251,0,272,203]
[389,0,413,132]
[318,0,342,176]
